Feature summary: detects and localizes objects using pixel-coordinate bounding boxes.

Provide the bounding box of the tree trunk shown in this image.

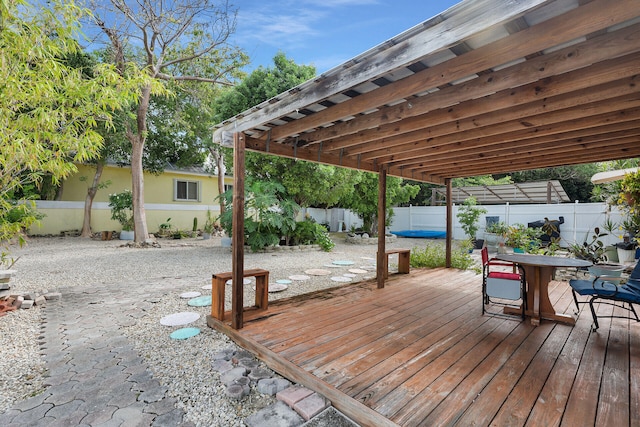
[130,84,152,243]
[80,162,105,238]
[214,147,226,218]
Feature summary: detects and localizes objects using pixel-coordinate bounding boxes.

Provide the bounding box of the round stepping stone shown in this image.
[188,296,212,307]
[349,268,368,274]
[332,260,355,266]
[343,273,357,278]
[201,284,211,290]
[360,265,377,270]
[160,312,200,326]
[323,264,343,268]
[180,291,201,299]
[276,279,292,284]
[226,278,252,285]
[170,327,200,340]
[331,276,352,282]
[289,274,310,281]
[361,256,375,260]
[304,269,332,276]
[269,283,288,292]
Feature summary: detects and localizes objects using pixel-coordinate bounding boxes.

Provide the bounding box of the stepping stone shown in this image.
[304,269,332,276]
[332,260,355,266]
[331,276,352,282]
[343,273,357,278]
[289,275,310,281]
[187,296,212,307]
[226,278,252,285]
[180,291,201,299]
[160,312,200,326]
[201,284,211,290]
[169,327,200,340]
[323,264,343,268]
[349,268,368,274]
[276,279,292,284]
[269,283,288,292]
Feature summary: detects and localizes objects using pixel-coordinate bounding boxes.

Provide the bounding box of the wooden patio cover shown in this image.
[213,0,640,328]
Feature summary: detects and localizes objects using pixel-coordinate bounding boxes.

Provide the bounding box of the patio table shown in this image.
[495,254,591,326]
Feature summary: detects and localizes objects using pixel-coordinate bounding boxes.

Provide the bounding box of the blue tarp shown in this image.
[391,230,447,239]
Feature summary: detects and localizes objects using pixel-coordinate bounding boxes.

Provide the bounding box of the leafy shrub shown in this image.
[290,219,335,251]
[410,242,479,272]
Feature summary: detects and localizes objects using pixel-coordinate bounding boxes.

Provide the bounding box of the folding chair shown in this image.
[481,247,527,319]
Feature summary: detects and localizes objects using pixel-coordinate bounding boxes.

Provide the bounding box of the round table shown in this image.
[495,254,592,325]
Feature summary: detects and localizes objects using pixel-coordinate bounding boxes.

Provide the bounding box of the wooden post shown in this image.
[445,178,452,268]
[377,166,387,289]
[232,132,245,329]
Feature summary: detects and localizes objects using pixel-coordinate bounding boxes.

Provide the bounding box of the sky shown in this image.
[230,0,461,74]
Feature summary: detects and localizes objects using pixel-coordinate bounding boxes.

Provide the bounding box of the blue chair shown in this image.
[569,261,640,330]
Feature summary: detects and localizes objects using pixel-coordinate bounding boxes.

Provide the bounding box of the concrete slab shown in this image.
[244,401,304,427]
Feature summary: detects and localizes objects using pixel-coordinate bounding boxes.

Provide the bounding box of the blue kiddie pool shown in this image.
[391,230,447,239]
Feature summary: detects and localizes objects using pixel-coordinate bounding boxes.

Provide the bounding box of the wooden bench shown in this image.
[380,248,411,279]
[211,268,269,321]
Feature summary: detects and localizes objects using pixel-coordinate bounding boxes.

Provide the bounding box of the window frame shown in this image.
[173,179,201,202]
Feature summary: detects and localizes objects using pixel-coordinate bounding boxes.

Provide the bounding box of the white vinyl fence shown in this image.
[390,202,626,247]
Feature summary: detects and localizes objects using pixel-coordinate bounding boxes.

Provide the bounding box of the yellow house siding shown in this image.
[31,164,233,235]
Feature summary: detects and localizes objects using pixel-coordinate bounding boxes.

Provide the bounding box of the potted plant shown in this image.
[108,190,134,240]
[484,220,508,251]
[568,227,625,277]
[457,197,487,250]
[616,171,640,262]
[203,209,215,240]
[505,223,541,253]
[601,217,619,262]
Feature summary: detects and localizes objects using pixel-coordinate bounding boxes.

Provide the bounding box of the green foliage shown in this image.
[618,170,640,241]
[290,219,335,251]
[108,190,134,231]
[567,227,608,263]
[245,155,359,208]
[203,210,215,234]
[218,179,301,251]
[339,172,419,236]
[214,53,316,123]
[504,223,542,253]
[158,218,173,236]
[486,221,509,236]
[0,0,144,247]
[410,242,479,272]
[456,197,487,240]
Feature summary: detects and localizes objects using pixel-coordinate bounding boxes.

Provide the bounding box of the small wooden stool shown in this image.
[380,249,411,279]
[211,269,269,321]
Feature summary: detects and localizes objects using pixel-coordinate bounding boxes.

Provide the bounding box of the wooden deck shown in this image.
[208,268,640,427]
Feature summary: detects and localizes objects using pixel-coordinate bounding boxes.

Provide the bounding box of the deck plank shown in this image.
[210,266,637,427]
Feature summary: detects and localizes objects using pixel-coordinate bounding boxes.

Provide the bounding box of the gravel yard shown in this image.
[0,234,436,424]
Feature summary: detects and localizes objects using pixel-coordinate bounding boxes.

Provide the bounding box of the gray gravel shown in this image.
[0,234,431,425]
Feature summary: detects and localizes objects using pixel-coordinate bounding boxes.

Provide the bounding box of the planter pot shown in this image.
[604,245,618,263]
[513,247,525,254]
[202,232,211,240]
[588,263,625,278]
[473,239,484,250]
[617,248,636,263]
[119,230,134,241]
[221,237,232,247]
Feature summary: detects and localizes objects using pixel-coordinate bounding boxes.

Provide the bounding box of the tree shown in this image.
[214,53,364,208]
[340,172,419,235]
[0,0,142,249]
[91,0,247,242]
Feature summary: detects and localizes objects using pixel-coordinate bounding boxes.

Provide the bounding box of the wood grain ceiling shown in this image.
[213,0,640,185]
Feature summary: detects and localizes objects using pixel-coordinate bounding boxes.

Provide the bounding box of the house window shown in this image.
[174,179,200,201]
